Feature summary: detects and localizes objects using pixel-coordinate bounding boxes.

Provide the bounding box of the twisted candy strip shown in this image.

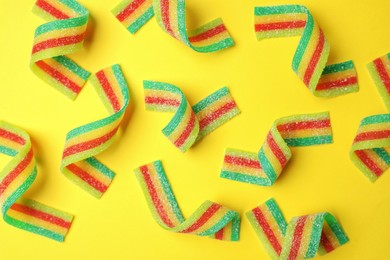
[367,53,390,111]
[246,198,348,259]
[350,114,390,182]
[221,112,332,186]
[144,81,240,152]
[61,64,130,198]
[112,0,234,52]
[0,121,73,241]
[134,160,240,241]
[254,5,359,97]
[31,0,90,100]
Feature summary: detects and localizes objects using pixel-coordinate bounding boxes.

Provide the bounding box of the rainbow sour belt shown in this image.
[61,64,130,198]
[367,53,390,111]
[0,121,73,241]
[134,160,240,241]
[144,81,240,152]
[246,198,348,259]
[254,5,359,97]
[112,0,234,52]
[31,0,90,99]
[221,112,332,186]
[350,114,390,182]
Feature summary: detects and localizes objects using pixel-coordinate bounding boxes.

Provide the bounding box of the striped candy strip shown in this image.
[254,5,359,97]
[367,53,390,111]
[0,121,73,241]
[31,0,90,100]
[246,198,348,259]
[350,114,390,182]
[60,64,130,198]
[112,0,234,52]
[144,81,240,152]
[134,160,240,241]
[221,112,332,186]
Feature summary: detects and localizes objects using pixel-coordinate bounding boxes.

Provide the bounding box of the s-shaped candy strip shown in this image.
[134,160,240,241]
[221,112,332,186]
[367,53,390,111]
[61,65,130,198]
[31,0,90,99]
[246,198,348,259]
[144,81,240,152]
[112,0,234,52]
[350,114,390,182]
[254,5,359,97]
[0,121,73,241]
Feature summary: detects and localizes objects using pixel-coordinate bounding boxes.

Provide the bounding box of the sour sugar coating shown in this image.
[350,114,390,182]
[144,81,240,152]
[112,0,234,52]
[61,64,130,198]
[254,5,359,97]
[221,112,332,186]
[367,53,390,111]
[30,0,90,99]
[0,121,73,242]
[246,198,348,259]
[134,160,240,241]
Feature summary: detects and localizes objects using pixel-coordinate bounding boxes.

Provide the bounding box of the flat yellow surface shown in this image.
[0,0,389,259]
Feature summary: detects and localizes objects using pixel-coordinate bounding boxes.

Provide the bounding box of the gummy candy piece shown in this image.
[31,0,90,99]
[254,5,359,97]
[246,198,348,259]
[350,114,390,182]
[61,65,130,198]
[144,81,240,152]
[112,0,234,52]
[0,121,73,241]
[367,53,390,111]
[134,160,240,241]
[221,112,332,186]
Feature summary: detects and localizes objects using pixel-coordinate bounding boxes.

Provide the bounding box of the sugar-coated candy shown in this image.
[112,0,234,52]
[246,198,348,259]
[144,81,240,152]
[61,65,130,198]
[0,121,73,241]
[367,53,390,111]
[254,5,359,97]
[221,112,332,186]
[31,0,90,99]
[134,160,240,241]
[350,114,390,182]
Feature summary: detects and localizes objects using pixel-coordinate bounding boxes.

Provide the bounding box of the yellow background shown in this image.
[0,0,389,259]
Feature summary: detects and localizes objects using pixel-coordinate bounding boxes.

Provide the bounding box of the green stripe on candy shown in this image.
[59,0,88,15]
[53,56,90,80]
[177,0,189,44]
[360,114,390,126]
[128,7,154,34]
[220,170,272,186]
[0,146,18,157]
[265,199,287,235]
[284,135,333,147]
[292,9,313,72]
[254,5,305,16]
[198,210,240,241]
[85,157,115,179]
[112,64,130,101]
[34,15,88,37]
[192,38,234,53]
[162,95,188,137]
[322,60,355,75]
[192,87,229,113]
[258,148,278,183]
[305,214,324,258]
[373,148,390,165]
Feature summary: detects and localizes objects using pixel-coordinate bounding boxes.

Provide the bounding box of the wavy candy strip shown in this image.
[254,5,359,97]
[31,0,90,99]
[221,112,332,186]
[246,199,348,259]
[112,0,234,52]
[144,81,240,152]
[367,53,390,111]
[61,64,130,198]
[350,114,390,182]
[134,160,240,241]
[0,121,73,241]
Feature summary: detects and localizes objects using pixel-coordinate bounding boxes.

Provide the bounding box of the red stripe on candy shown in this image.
[145,96,180,107]
[181,204,221,233]
[188,24,227,43]
[373,58,390,95]
[36,0,70,19]
[116,0,146,22]
[224,155,261,169]
[199,101,236,130]
[316,76,357,91]
[96,70,121,112]
[255,21,306,32]
[354,150,383,177]
[0,129,26,145]
[354,130,390,142]
[288,216,308,260]
[303,29,325,86]
[174,110,196,148]
[267,132,287,167]
[66,163,108,193]
[319,230,335,253]
[214,228,224,240]
[277,119,330,132]
[32,34,85,54]
[161,0,175,36]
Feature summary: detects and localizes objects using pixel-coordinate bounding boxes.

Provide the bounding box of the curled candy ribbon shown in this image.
[246,198,348,259]
[0,121,73,241]
[367,53,390,111]
[221,112,332,186]
[134,160,240,241]
[31,0,90,99]
[144,81,240,152]
[61,64,130,198]
[112,0,234,52]
[350,114,390,182]
[254,5,359,97]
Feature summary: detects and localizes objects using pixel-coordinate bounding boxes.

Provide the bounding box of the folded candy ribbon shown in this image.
[367,53,390,111]
[134,160,240,241]
[112,0,234,52]
[0,121,73,241]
